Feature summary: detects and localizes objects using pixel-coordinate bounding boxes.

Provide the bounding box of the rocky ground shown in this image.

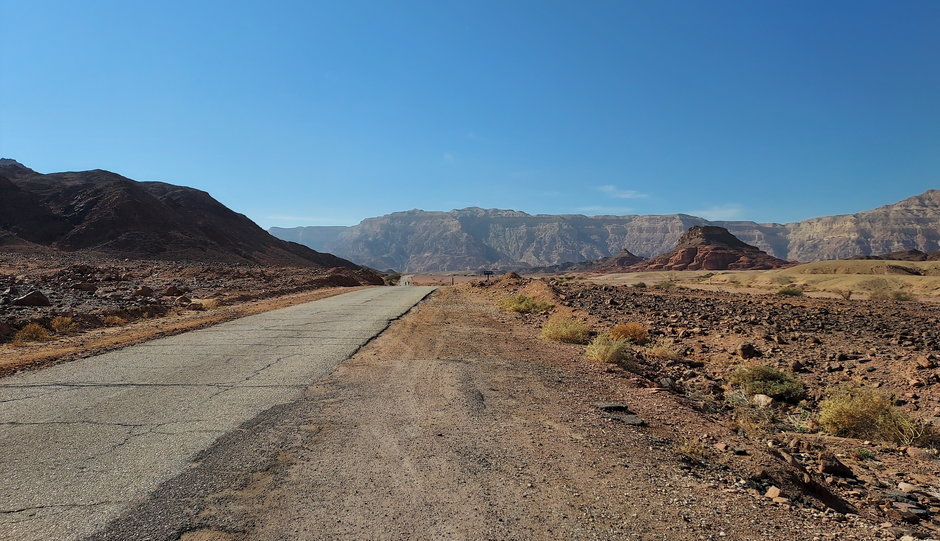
[0,252,383,373]
[108,284,896,540]
[484,275,939,538]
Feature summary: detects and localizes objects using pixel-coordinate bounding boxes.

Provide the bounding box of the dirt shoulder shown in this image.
[113,284,902,540]
[0,286,369,377]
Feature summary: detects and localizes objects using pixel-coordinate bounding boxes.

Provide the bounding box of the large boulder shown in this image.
[12,290,51,307]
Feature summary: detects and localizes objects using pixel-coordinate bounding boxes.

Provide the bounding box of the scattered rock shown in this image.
[751,394,774,408]
[897,482,919,493]
[132,286,154,297]
[12,290,51,307]
[817,453,854,478]
[72,282,97,292]
[593,402,632,413]
[164,285,183,297]
[737,342,761,359]
[764,486,782,499]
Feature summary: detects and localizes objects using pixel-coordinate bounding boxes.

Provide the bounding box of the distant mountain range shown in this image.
[270,190,940,272]
[0,159,359,268]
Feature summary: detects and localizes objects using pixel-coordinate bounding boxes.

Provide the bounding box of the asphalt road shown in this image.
[0,286,435,541]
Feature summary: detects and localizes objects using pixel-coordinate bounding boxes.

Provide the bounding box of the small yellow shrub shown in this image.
[103,315,127,326]
[585,334,632,363]
[819,386,935,446]
[50,316,78,335]
[13,323,51,346]
[540,314,590,344]
[675,437,710,461]
[609,322,649,344]
[646,341,681,361]
[200,298,221,310]
[498,294,554,313]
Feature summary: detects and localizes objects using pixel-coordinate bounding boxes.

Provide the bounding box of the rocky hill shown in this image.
[627,226,791,271]
[271,190,940,272]
[0,160,359,268]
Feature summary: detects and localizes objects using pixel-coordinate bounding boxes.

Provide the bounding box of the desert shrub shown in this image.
[382,273,401,285]
[835,289,853,300]
[50,316,78,335]
[585,334,632,364]
[609,322,649,344]
[103,315,127,326]
[632,282,647,288]
[654,281,676,290]
[675,437,710,461]
[728,365,805,403]
[869,290,912,302]
[13,323,51,346]
[851,448,876,461]
[819,386,936,446]
[868,290,891,301]
[777,286,804,297]
[498,294,554,313]
[645,340,681,361]
[726,390,779,437]
[540,314,590,344]
[201,298,221,310]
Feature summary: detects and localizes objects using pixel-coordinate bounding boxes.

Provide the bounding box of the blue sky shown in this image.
[1,0,938,227]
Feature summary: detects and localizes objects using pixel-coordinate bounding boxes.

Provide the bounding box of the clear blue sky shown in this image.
[2,0,938,227]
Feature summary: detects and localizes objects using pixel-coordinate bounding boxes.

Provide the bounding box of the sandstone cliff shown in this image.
[271,190,939,273]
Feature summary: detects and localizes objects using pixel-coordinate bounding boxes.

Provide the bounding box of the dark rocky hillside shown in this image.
[850,249,940,262]
[0,160,358,268]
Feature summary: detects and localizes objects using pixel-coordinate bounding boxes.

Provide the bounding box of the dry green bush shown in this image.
[728,365,805,403]
[819,386,936,446]
[498,294,554,313]
[13,323,51,346]
[675,437,711,461]
[609,322,649,344]
[585,334,632,364]
[50,316,78,335]
[103,315,127,326]
[777,286,804,297]
[645,340,681,361]
[869,290,913,302]
[540,314,590,344]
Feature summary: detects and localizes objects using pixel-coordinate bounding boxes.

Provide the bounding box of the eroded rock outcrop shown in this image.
[628,226,791,271]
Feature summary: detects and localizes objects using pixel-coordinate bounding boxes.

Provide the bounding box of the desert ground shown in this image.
[2,259,939,540]
[587,260,940,301]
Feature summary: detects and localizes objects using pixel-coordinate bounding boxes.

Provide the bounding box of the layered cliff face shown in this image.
[270,190,940,273]
[628,226,791,271]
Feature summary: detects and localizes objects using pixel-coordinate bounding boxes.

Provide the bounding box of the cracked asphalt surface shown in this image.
[0,286,435,541]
